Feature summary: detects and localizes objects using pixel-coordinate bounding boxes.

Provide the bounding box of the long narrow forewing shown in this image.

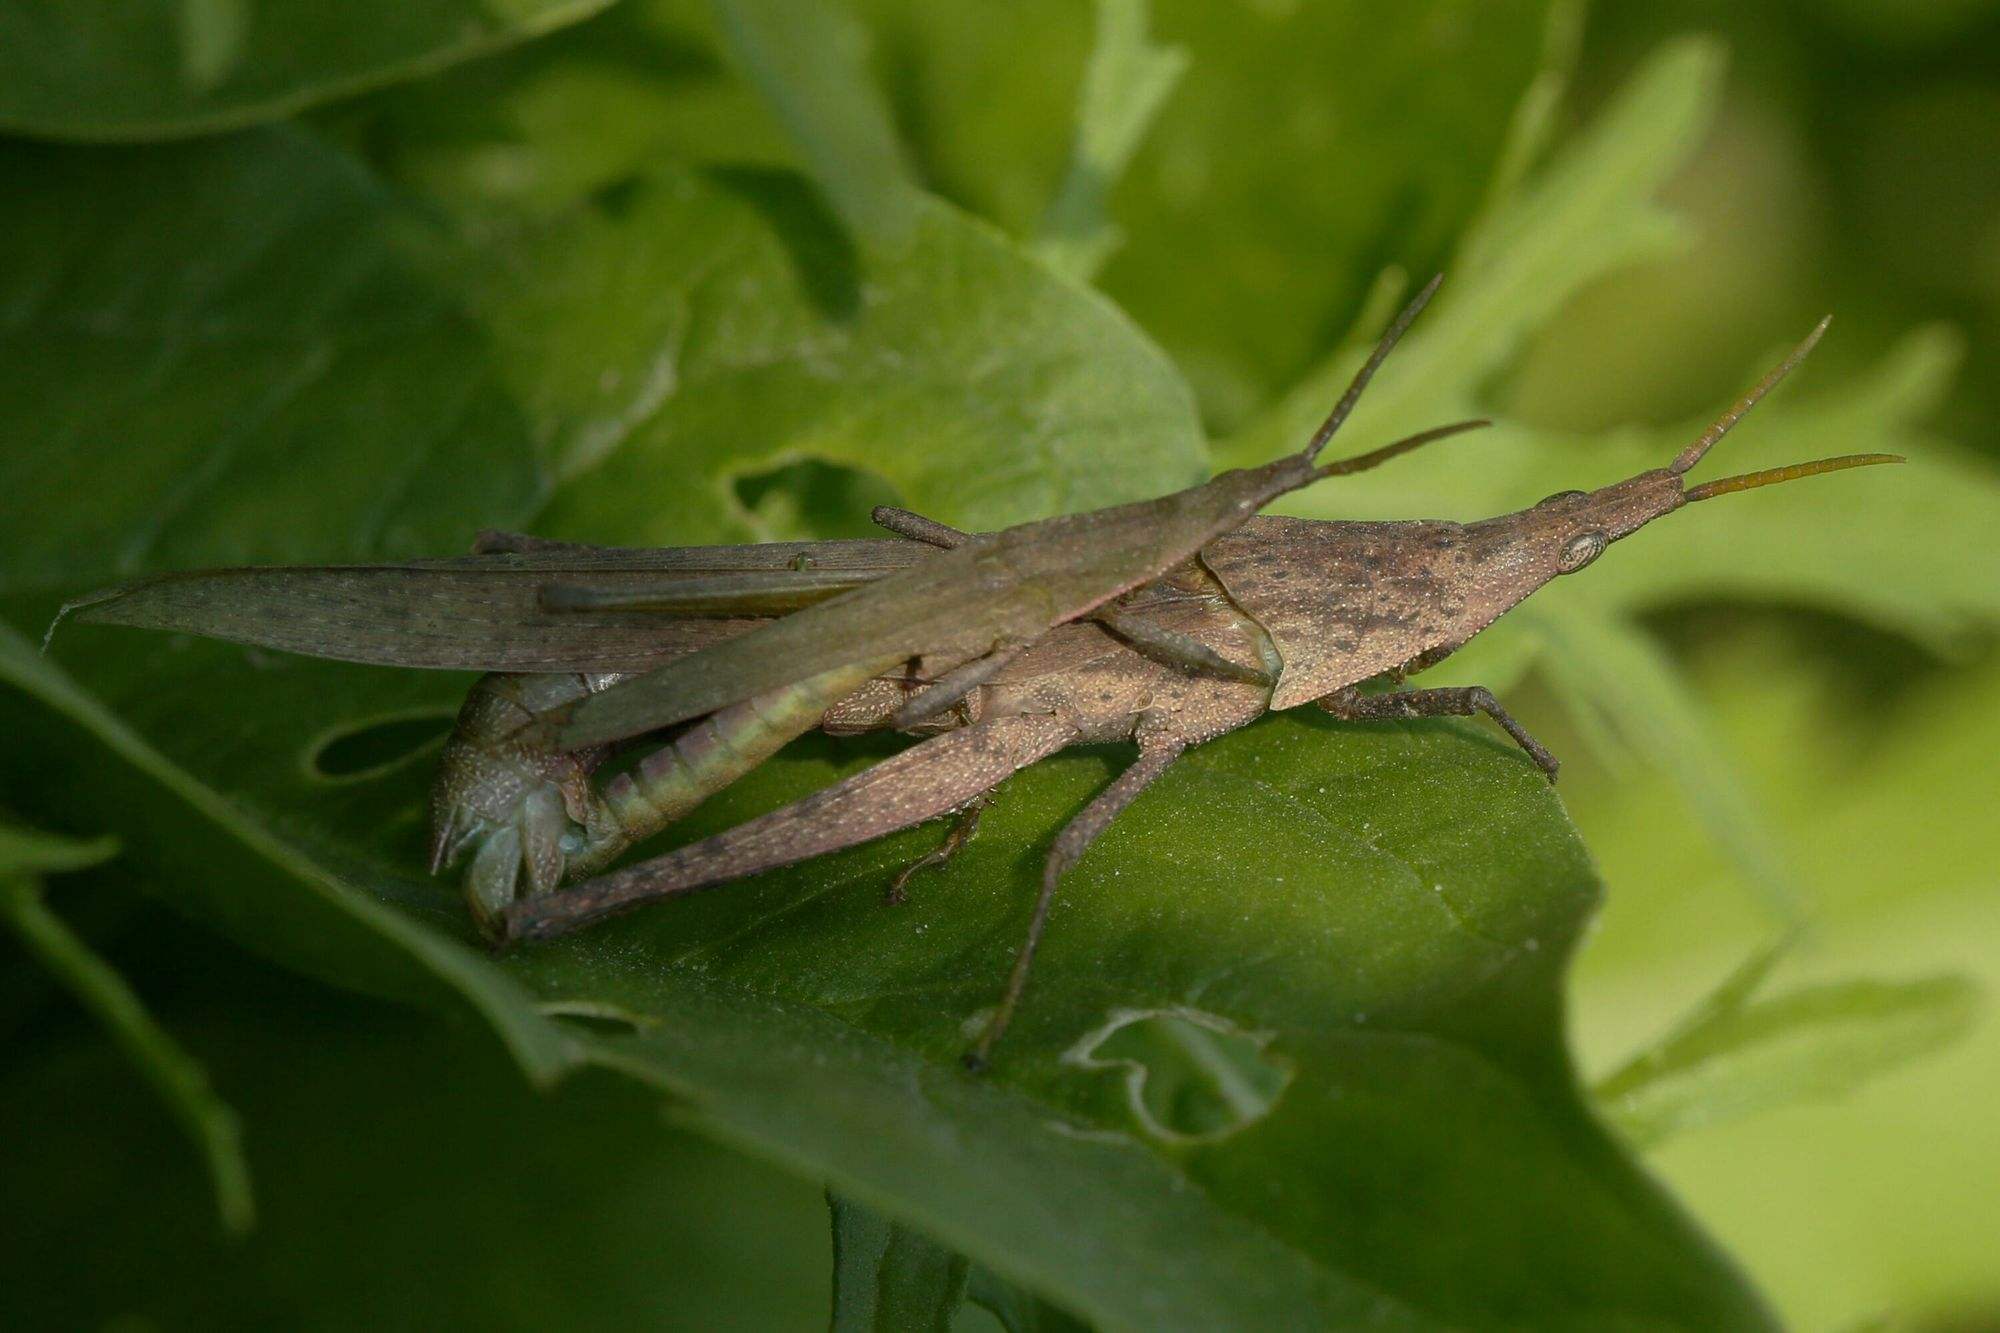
[557,278,1461,747]
[560,455,1318,746]
[58,539,931,673]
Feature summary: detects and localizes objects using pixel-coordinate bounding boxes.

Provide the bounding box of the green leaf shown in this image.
[0,0,616,140]
[0,987,836,1329]
[862,0,1555,427]
[827,1193,969,1333]
[0,130,544,595]
[1562,635,2000,1326]
[709,0,921,241]
[1207,39,2000,928]
[0,817,252,1233]
[965,1269,1091,1333]
[1216,35,1724,474]
[1595,951,1980,1148]
[1033,0,1188,283]
[464,164,1207,540]
[0,819,118,879]
[3,93,1769,1333]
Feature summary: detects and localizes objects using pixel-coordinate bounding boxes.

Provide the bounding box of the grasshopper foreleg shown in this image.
[1318,685,1559,781]
[966,721,1188,1070]
[890,642,1029,730]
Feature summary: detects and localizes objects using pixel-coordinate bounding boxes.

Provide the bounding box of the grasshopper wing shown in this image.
[559,278,1467,748]
[560,464,1312,744]
[55,538,929,674]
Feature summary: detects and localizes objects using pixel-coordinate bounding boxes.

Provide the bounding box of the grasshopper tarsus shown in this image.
[969,726,1189,1068]
[1320,684,1561,783]
[885,795,989,904]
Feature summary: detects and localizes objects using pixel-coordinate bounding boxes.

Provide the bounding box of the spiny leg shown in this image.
[966,724,1189,1071]
[1318,684,1559,781]
[885,793,990,905]
[506,712,1081,941]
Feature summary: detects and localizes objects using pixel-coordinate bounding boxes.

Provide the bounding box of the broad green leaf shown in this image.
[534,715,1768,1329]
[0,0,615,140]
[8,608,1782,1327]
[1594,948,1979,1148]
[0,130,544,595]
[2,129,1773,1329]
[709,0,921,241]
[0,818,252,1233]
[461,164,1207,540]
[0,986,834,1329]
[1033,0,1188,282]
[828,1193,970,1332]
[860,0,1553,427]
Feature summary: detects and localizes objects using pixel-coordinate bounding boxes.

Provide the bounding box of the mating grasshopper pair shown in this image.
[63,280,1897,1065]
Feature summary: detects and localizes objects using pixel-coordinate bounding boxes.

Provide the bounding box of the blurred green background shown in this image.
[2,0,1997,1329]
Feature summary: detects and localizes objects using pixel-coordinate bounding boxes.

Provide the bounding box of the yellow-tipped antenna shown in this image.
[1684,452,1903,502]
[1302,273,1444,462]
[1670,315,1832,475]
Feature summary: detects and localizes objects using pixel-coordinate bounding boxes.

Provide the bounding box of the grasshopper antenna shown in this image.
[1670,316,1830,475]
[1685,452,1903,502]
[1664,314,1904,499]
[1301,272,1443,463]
[1316,417,1490,479]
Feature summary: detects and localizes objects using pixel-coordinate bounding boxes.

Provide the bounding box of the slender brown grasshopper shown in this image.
[62,280,1898,1065]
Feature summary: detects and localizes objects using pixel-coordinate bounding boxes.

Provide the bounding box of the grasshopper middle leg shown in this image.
[966,721,1188,1069]
[884,793,990,905]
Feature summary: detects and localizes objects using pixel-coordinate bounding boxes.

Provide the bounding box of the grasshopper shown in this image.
[61,280,1899,1065]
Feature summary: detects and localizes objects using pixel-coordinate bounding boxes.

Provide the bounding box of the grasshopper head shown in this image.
[1480,316,1901,585]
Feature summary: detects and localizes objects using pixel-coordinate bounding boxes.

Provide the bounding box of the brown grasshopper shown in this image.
[60,280,1898,1065]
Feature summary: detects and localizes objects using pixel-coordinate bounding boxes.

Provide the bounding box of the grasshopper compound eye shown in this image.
[1557,530,1608,573]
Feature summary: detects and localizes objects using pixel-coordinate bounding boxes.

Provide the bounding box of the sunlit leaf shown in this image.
[1593,941,1980,1147]
[709,0,921,241]
[0,0,616,139]
[1033,0,1188,282]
